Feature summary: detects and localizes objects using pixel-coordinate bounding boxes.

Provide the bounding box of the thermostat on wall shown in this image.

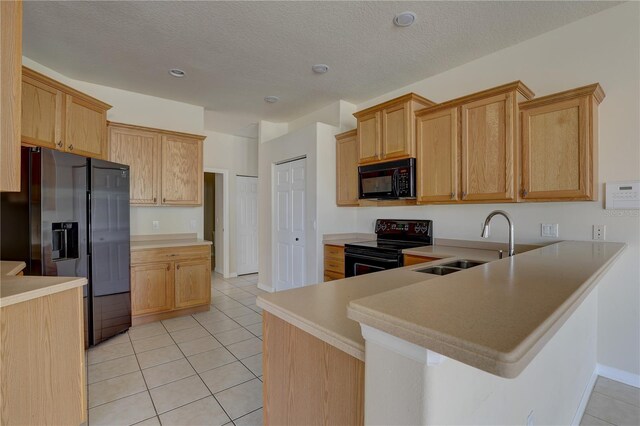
[605,180,640,209]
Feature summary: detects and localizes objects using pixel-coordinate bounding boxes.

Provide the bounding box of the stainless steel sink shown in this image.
[441,260,486,269]
[414,266,460,276]
[415,259,487,275]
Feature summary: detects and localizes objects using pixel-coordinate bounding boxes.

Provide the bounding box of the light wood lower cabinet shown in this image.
[324,244,345,281]
[0,0,22,192]
[131,245,211,325]
[1,287,86,425]
[404,254,440,266]
[519,84,604,201]
[263,311,364,425]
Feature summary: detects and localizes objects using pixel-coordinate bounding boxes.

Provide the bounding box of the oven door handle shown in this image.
[347,254,399,263]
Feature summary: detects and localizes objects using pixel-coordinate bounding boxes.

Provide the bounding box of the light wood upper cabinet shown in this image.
[131,262,174,316]
[0,0,22,192]
[520,84,604,201]
[65,94,107,158]
[335,129,359,206]
[174,259,211,309]
[108,122,204,206]
[21,67,111,159]
[354,93,435,165]
[109,124,160,205]
[161,134,203,205]
[416,107,459,203]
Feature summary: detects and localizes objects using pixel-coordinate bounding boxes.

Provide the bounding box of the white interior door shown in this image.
[236,176,259,275]
[274,158,306,291]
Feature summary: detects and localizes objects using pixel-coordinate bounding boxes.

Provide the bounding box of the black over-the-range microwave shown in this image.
[358,158,416,200]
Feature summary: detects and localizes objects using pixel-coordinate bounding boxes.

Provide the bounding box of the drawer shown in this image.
[324,244,345,262]
[404,254,440,266]
[324,258,345,274]
[324,271,344,282]
[132,245,210,264]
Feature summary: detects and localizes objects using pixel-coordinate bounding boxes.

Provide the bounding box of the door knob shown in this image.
[295,238,299,241]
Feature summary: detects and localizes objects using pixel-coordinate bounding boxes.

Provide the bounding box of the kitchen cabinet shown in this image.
[108,122,204,206]
[354,93,435,165]
[21,67,111,159]
[324,244,345,281]
[109,123,160,205]
[520,84,604,201]
[416,107,459,203]
[130,244,211,325]
[0,0,22,192]
[335,129,359,206]
[404,254,440,266]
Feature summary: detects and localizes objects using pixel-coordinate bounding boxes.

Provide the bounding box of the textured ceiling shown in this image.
[24,1,618,123]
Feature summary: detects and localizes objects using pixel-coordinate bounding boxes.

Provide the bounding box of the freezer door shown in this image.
[90,159,131,345]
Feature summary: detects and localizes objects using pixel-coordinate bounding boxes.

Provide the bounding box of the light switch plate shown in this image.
[541,223,558,238]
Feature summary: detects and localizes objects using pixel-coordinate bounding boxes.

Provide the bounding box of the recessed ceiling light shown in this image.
[169,68,186,78]
[312,64,330,74]
[264,96,279,103]
[394,11,416,27]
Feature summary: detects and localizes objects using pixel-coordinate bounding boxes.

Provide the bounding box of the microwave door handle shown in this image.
[393,170,399,196]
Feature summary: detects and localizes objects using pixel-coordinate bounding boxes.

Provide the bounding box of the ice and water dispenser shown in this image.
[51,222,79,261]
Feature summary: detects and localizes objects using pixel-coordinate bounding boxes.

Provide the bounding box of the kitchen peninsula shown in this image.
[257,240,626,425]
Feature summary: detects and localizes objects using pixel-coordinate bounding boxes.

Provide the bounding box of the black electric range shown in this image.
[344,219,433,277]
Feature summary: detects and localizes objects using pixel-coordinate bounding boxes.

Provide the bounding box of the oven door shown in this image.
[344,252,400,277]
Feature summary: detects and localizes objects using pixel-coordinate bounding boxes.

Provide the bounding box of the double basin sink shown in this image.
[415,259,486,276]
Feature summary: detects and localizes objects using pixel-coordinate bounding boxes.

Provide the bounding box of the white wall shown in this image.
[349,2,640,378]
[288,100,357,133]
[202,130,258,276]
[22,57,207,238]
[215,174,224,275]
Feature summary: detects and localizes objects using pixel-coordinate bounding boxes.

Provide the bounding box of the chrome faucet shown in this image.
[481,210,515,257]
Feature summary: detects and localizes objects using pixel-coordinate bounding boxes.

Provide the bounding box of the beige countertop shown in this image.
[1,260,26,276]
[0,275,87,308]
[348,241,625,378]
[131,233,212,251]
[257,244,500,360]
[322,233,376,247]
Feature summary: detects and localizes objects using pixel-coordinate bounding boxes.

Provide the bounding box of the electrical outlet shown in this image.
[527,410,535,426]
[189,219,197,230]
[541,223,559,238]
[592,224,606,240]
[152,220,160,230]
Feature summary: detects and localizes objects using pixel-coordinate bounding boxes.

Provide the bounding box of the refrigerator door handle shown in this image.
[87,191,92,255]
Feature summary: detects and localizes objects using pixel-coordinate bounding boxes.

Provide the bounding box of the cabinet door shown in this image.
[131,262,173,316]
[161,135,202,205]
[381,102,411,160]
[1,0,22,192]
[109,126,160,205]
[461,93,515,202]
[21,74,63,150]
[64,95,107,159]
[174,259,211,309]
[357,111,381,164]
[521,97,593,200]
[416,107,459,203]
[336,132,359,206]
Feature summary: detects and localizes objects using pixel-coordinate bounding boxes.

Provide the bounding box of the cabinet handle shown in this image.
[166,265,170,271]
[68,144,74,151]
[522,189,529,197]
[450,192,455,200]
[162,198,166,203]
[56,141,63,148]
[462,191,467,199]
[153,197,157,203]
[176,264,180,270]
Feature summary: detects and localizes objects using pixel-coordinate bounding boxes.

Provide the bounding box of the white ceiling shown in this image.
[24,1,618,124]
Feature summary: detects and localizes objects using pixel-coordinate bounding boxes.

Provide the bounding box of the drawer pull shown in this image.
[68,144,74,151]
[166,265,170,271]
[57,140,63,148]
[176,264,180,270]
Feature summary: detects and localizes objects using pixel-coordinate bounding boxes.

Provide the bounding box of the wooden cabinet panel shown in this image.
[109,125,160,205]
[324,271,344,282]
[174,259,211,309]
[357,111,381,164]
[336,130,359,206]
[416,107,459,203]
[131,262,173,316]
[64,95,107,159]
[520,84,603,201]
[161,134,203,205]
[21,73,62,149]
[381,102,410,159]
[1,0,22,192]
[324,244,345,281]
[461,92,516,202]
[404,254,440,266]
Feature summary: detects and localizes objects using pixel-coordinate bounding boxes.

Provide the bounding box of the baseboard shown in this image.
[224,272,238,279]
[597,363,640,388]
[571,367,599,426]
[257,282,275,293]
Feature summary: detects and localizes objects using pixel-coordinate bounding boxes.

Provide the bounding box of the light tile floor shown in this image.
[581,376,640,426]
[87,272,266,426]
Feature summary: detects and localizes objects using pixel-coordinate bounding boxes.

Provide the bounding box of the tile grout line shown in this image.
[131,335,161,422]
[591,389,640,408]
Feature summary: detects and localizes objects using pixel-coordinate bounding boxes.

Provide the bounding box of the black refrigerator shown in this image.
[1,147,131,346]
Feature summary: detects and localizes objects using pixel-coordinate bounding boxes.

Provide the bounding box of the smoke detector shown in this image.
[264,96,280,103]
[394,11,416,27]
